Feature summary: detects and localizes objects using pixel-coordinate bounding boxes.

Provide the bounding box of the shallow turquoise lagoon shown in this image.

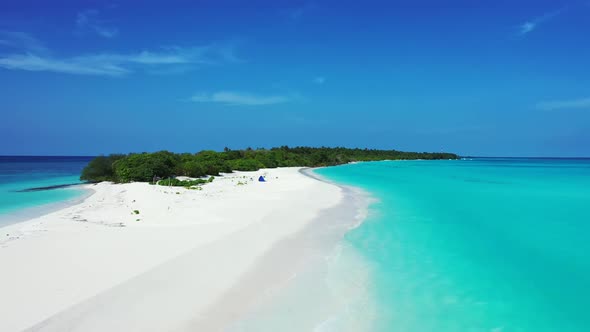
[0,156,92,223]
[316,158,590,332]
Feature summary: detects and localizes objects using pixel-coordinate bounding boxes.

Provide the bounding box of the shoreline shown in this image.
[0,185,95,229]
[190,167,372,330]
[300,167,375,230]
[0,167,370,331]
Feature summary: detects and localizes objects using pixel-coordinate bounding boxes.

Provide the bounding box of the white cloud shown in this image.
[518,8,566,36]
[0,31,48,53]
[0,53,128,76]
[536,97,590,111]
[190,91,290,106]
[76,9,119,38]
[314,76,325,84]
[0,42,240,76]
[519,22,536,35]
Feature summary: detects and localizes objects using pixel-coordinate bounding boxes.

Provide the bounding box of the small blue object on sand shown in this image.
[258,176,266,182]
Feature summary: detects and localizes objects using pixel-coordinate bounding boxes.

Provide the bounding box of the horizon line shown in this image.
[2,154,590,159]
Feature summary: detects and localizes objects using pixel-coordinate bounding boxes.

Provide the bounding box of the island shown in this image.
[0,146,458,331]
[80,146,459,183]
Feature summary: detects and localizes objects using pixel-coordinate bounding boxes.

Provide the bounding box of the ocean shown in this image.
[0,156,93,226]
[313,158,590,332]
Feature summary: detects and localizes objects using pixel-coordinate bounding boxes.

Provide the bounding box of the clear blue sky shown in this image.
[1,0,589,156]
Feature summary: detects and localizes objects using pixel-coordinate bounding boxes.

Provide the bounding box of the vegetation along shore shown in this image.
[80,146,459,183]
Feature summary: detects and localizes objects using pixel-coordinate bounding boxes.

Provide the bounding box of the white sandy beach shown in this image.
[0,167,362,332]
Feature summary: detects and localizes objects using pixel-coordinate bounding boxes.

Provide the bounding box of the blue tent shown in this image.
[258,176,266,182]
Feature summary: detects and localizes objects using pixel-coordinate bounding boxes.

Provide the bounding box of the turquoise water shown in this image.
[316,159,590,332]
[0,156,92,224]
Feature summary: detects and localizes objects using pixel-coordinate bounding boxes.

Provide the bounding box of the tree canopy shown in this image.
[80,146,459,183]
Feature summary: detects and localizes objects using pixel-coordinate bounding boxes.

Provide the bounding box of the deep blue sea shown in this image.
[315,158,590,332]
[0,156,92,225]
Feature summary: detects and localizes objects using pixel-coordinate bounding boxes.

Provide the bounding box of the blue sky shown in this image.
[0,0,589,156]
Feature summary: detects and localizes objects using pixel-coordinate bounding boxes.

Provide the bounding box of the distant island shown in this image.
[80,146,459,183]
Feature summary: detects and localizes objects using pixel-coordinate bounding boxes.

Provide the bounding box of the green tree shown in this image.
[231,158,265,171]
[80,154,124,182]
